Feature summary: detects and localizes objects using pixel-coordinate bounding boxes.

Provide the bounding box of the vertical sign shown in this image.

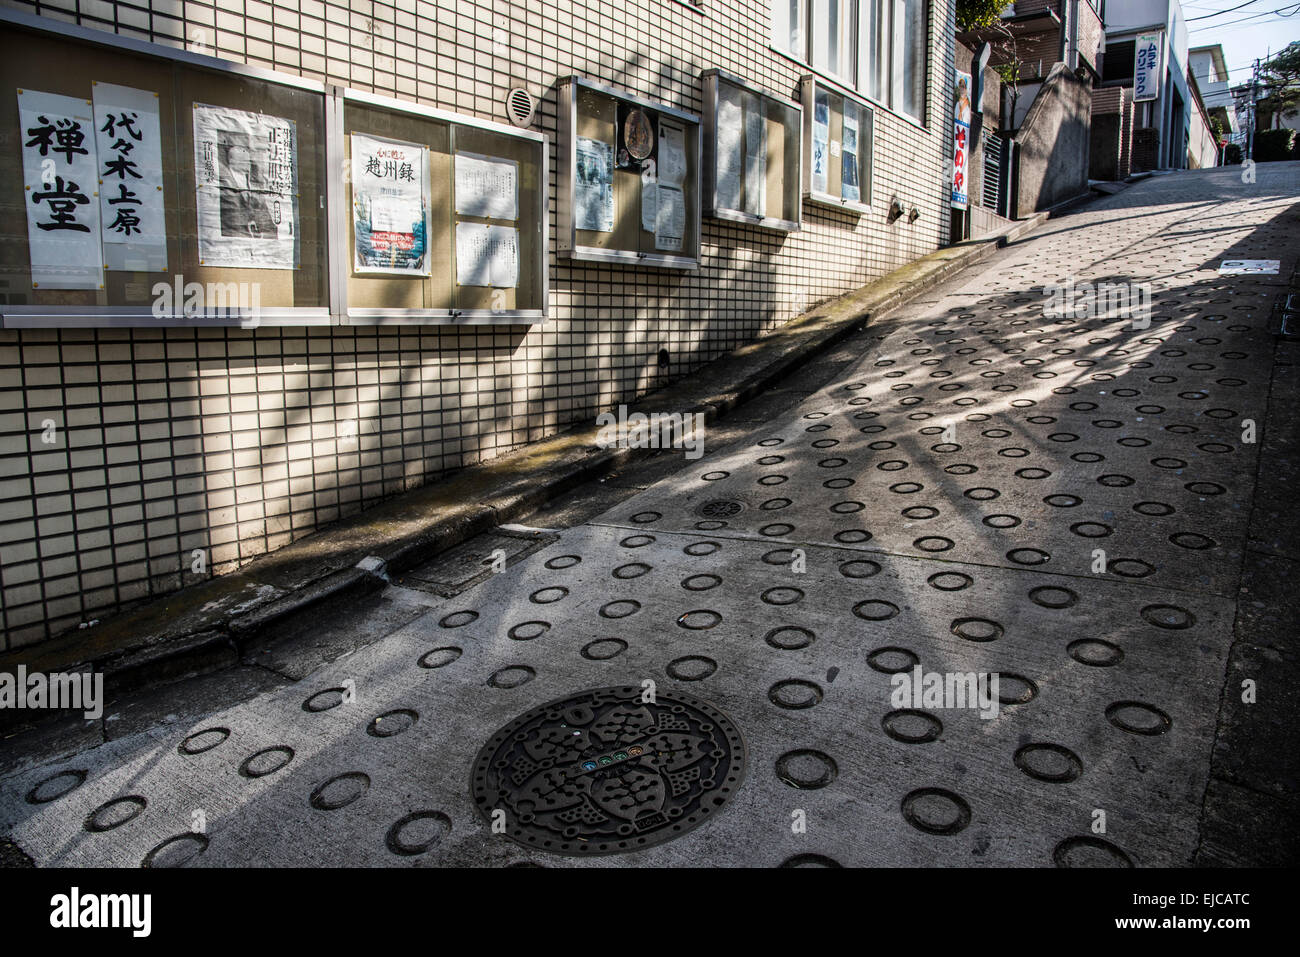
[1134,34,1162,103]
[352,132,429,274]
[193,104,298,269]
[93,82,167,272]
[811,91,830,195]
[951,69,972,210]
[17,89,103,289]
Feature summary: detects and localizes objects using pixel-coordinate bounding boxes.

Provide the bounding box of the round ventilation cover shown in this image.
[505,87,536,128]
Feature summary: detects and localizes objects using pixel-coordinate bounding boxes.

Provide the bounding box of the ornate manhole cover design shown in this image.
[470,686,745,856]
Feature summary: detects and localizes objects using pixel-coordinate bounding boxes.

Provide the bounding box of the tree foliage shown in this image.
[957,0,1008,32]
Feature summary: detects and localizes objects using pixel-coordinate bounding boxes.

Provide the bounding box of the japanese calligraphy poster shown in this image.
[454,151,518,222]
[93,83,166,272]
[455,222,518,288]
[193,104,297,269]
[811,92,830,195]
[951,70,971,210]
[574,136,614,232]
[18,89,103,289]
[1134,34,1162,103]
[352,132,429,275]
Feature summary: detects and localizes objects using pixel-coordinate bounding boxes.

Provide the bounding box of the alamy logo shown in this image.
[50,887,151,937]
[0,666,103,720]
[890,666,1000,719]
[595,405,705,460]
[152,274,261,322]
[1042,276,1151,328]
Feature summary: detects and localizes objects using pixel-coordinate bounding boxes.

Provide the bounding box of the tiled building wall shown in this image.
[0,0,955,650]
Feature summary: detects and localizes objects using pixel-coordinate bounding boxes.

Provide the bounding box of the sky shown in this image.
[1182,0,1300,83]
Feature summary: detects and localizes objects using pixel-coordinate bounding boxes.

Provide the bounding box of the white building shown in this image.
[1189,44,1240,139]
[1101,0,1193,168]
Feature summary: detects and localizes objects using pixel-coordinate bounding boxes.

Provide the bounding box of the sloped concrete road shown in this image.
[3,163,1299,867]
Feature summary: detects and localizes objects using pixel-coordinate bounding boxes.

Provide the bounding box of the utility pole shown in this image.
[1246,58,1260,161]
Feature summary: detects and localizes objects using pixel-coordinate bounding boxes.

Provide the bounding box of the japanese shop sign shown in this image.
[17,89,103,289]
[951,69,972,210]
[93,82,167,272]
[1134,34,1162,103]
[352,132,429,274]
[193,103,298,269]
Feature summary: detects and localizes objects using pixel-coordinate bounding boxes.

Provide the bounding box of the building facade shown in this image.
[1099,0,1190,171]
[0,0,954,650]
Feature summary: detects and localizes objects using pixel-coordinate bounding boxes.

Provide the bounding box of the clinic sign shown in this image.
[1134,33,1162,103]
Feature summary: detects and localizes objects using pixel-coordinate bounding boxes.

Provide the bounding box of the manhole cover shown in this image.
[470,686,745,856]
[695,499,744,518]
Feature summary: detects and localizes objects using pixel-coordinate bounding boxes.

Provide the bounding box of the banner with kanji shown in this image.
[17,89,104,289]
[951,70,972,210]
[93,82,167,272]
[351,132,429,274]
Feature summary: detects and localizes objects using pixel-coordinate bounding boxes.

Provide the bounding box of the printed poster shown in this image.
[842,106,860,204]
[575,136,614,232]
[812,92,830,195]
[455,151,518,221]
[18,89,103,289]
[352,132,428,274]
[1134,33,1162,103]
[715,84,743,212]
[655,123,686,251]
[742,91,767,217]
[194,103,297,269]
[951,69,971,210]
[641,158,658,233]
[456,222,518,288]
[93,82,167,272]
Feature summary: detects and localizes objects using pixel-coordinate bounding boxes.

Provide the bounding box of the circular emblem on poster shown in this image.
[624,108,655,161]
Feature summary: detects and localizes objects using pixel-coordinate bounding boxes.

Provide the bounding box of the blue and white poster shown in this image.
[1134,34,1162,103]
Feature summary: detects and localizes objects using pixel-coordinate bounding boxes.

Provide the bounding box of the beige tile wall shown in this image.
[0,0,955,649]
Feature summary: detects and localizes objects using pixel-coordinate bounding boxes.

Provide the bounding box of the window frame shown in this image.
[555,75,703,271]
[800,74,875,213]
[0,6,549,329]
[700,69,804,233]
[770,0,929,130]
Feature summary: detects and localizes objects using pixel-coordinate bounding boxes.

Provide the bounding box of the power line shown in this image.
[1187,0,1263,21]
[1189,4,1300,29]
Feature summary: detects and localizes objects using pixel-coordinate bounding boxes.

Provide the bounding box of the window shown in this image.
[774,0,927,121]
[1103,41,1136,83]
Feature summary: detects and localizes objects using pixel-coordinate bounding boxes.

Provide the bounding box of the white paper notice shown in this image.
[640,158,658,233]
[715,85,743,212]
[456,222,518,288]
[352,132,429,274]
[193,103,297,269]
[455,151,518,221]
[658,122,687,188]
[18,89,103,289]
[841,107,860,204]
[654,184,685,252]
[742,92,767,218]
[93,83,167,272]
[575,136,614,232]
[812,92,830,195]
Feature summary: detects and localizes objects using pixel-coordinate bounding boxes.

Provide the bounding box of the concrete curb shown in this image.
[0,201,1073,698]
